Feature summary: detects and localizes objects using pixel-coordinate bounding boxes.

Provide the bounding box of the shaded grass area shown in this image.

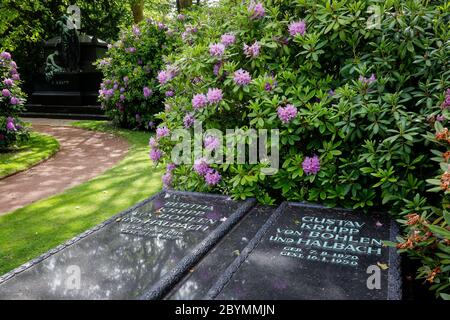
[0,121,162,275]
[0,132,60,179]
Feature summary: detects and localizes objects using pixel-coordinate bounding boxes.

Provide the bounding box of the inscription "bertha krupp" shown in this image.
[119,200,221,239]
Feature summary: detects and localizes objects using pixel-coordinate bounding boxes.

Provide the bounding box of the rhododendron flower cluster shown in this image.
[156,126,170,138]
[233,69,252,86]
[221,33,236,47]
[358,73,376,85]
[302,155,321,175]
[193,158,221,186]
[441,89,450,109]
[248,2,265,20]
[204,135,220,150]
[277,104,297,123]
[288,20,307,37]
[192,93,208,109]
[243,41,261,58]
[209,43,225,57]
[0,51,28,149]
[183,114,195,128]
[149,127,170,163]
[206,88,223,103]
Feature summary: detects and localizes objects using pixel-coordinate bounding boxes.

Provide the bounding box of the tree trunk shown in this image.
[178,0,193,12]
[131,0,144,23]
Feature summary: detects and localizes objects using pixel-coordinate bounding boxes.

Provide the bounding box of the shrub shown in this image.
[153,0,449,205]
[393,107,450,300]
[150,0,450,297]
[0,51,28,150]
[96,19,178,129]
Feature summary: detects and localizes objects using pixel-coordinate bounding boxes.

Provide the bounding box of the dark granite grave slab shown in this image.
[164,206,274,300]
[205,202,401,300]
[0,191,255,300]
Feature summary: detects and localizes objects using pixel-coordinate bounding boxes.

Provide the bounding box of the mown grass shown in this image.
[0,121,162,275]
[0,132,60,179]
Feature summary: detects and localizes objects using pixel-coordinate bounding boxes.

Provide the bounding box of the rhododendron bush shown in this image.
[154,0,449,205]
[96,19,179,129]
[0,51,28,150]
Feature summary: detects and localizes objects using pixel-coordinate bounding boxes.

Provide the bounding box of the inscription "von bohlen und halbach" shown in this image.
[269,215,384,267]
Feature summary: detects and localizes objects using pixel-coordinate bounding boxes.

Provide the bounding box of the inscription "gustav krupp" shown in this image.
[269,215,384,267]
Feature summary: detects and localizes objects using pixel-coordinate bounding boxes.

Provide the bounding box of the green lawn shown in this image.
[0,121,163,275]
[0,132,60,179]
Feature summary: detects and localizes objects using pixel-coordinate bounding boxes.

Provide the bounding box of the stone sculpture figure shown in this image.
[56,15,80,72]
[44,50,65,82]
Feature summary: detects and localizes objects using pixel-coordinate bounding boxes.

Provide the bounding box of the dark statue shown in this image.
[45,15,80,80]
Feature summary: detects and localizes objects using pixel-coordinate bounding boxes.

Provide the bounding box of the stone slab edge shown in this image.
[140,196,256,300]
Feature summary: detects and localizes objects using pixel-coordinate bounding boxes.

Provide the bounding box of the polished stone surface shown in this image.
[0,191,253,300]
[207,202,401,300]
[166,206,274,300]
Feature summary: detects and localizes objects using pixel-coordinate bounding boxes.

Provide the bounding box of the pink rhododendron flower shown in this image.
[149,137,158,148]
[162,172,172,188]
[149,148,162,162]
[0,52,11,60]
[183,114,195,128]
[167,163,177,172]
[213,61,224,76]
[288,20,307,37]
[243,41,261,58]
[209,43,225,57]
[6,117,16,131]
[221,33,236,47]
[10,96,19,105]
[248,2,265,20]
[132,25,141,36]
[277,104,297,123]
[204,135,220,151]
[207,88,223,104]
[192,93,208,109]
[358,73,376,84]
[165,90,175,97]
[157,70,170,84]
[11,73,20,81]
[302,155,321,175]
[442,89,450,109]
[156,126,170,138]
[233,69,252,86]
[2,89,10,97]
[205,169,221,186]
[3,78,13,86]
[143,86,152,98]
[193,158,210,176]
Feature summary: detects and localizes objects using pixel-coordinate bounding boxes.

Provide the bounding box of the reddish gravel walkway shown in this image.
[0,122,129,215]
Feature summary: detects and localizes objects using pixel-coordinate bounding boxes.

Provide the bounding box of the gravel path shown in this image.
[0,120,129,215]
